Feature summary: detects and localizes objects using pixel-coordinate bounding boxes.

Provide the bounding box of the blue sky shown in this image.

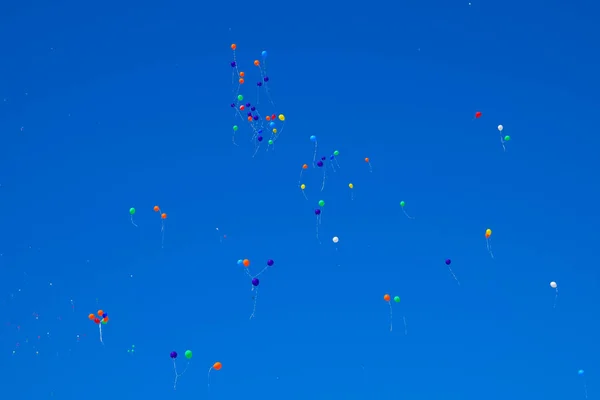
[1,0,599,399]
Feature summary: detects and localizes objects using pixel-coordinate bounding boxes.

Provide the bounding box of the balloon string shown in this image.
[486,238,494,259]
[207,366,214,391]
[402,209,415,219]
[584,380,588,399]
[161,221,165,249]
[249,287,259,319]
[389,302,393,332]
[320,168,327,191]
[500,135,506,152]
[403,316,407,335]
[447,266,461,285]
[172,360,190,390]
[553,288,558,308]
[312,142,318,167]
[130,215,138,227]
[98,324,104,345]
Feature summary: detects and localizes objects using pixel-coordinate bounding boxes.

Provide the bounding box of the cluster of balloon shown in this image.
[315,200,325,240]
[364,157,372,172]
[129,207,137,227]
[87,310,108,344]
[383,294,402,332]
[170,350,192,390]
[229,44,285,154]
[238,258,275,319]
[153,205,168,247]
[550,281,558,308]
[497,125,511,151]
[207,361,223,390]
[444,259,461,285]
[127,344,135,354]
[485,228,494,258]
[400,201,414,219]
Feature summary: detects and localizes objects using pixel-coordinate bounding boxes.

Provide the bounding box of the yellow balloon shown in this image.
[485,228,492,236]
[272,128,277,134]
[348,183,354,189]
[300,184,306,190]
[278,114,285,121]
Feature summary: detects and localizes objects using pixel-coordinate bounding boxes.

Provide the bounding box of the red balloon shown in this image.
[475,111,482,118]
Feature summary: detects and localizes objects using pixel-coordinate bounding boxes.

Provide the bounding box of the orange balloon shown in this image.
[247,116,252,121]
[153,206,160,212]
[239,71,245,77]
[161,213,167,219]
[103,317,109,322]
[243,259,250,267]
[383,294,390,302]
[253,60,260,66]
[365,157,370,163]
[213,362,222,370]
[88,313,95,320]
[485,233,491,238]
[231,43,236,50]
[302,164,308,169]
[266,116,271,121]
[239,78,244,84]
[97,309,104,316]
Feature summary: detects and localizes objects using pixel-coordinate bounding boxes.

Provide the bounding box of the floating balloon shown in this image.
[504,135,511,141]
[171,349,192,390]
[267,259,274,267]
[89,309,108,344]
[252,278,259,286]
[445,259,451,265]
[445,259,460,285]
[400,201,414,219]
[208,362,223,389]
[498,125,503,132]
[243,259,250,267]
[365,157,373,172]
[475,111,482,118]
[170,351,178,359]
[485,229,494,258]
[332,236,339,243]
[318,200,325,207]
[185,350,193,359]
[394,296,400,303]
[550,281,558,308]
[383,294,393,331]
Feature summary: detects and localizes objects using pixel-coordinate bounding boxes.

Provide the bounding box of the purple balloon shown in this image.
[230,103,236,108]
[317,161,324,167]
[314,209,321,215]
[250,106,256,111]
[245,103,251,107]
[267,259,274,266]
[252,278,259,286]
[230,61,236,67]
[253,115,259,120]
[321,156,326,161]
[257,81,263,86]
[445,259,451,265]
[257,136,263,142]
[170,351,178,359]
[263,76,269,82]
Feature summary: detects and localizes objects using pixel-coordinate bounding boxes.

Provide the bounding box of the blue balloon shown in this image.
[329,155,334,160]
[237,259,243,266]
[578,369,585,376]
[269,121,275,128]
[310,135,317,142]
[261,50,267,58]
[102,313,108,318]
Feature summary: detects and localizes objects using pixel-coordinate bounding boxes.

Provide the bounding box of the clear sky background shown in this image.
[1,0,599,399]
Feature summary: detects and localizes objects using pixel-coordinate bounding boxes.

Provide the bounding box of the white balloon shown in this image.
[550,281,557,288]
[332,236,339,243]
[497,125,503,132]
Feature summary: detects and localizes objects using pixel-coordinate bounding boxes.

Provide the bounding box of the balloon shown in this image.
[170,351,178,359]
[257,136,263,142]
[302,164,308,169]
[550,281,557,288]
[237,259,243,266]
[267,259,274,266]
[383,294,391,301]
[261,50,268,58]
[101,318,108,324]
[475,111,482,118]
[161,213,167,219]
[333,150,339,156]
[102,313,108,318]
[318,200,325,207]
[332,236,339,243]
[310,135,317,142]
[237,94,243,101]
[98,310,104,316]
[233,125,238,131]
[578,369,584,376]
[445,259,451,265]
[365,157,370,163]
[185,350,192,359]
[129,207,136,215]
[504,135,511,141]
[394,296,400,303]
[348,183,353,189]
[88,313,95,320]
[400,201,406,207]
[300,184,306,190]
[485,228,492,238]
[213,362,222,370]
[498,125,503,132]
[94,318,101,324]
[314,209,321,215]
[252,278,259,286]
[268,139,274,145]
[231,44,236,50]
[278,114,285,121]
[317,160,324,167]
[243,259,250,267]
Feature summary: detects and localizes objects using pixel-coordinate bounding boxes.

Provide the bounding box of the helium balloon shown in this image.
[267,259,274,266]
[383,294,391,302]
[498,125,503,132]
[318,200,325,207]
[129,208,135,215]
[333,150,339,156]
[213,362,222,370]
[170,351,178,359]
[349,183,353,189]
[332,236,339,243]
[394,296,400,303]
[383,294,392,331]
[550,281,557,288]
[278,114,285,121]
[504,135,511,141]
[243,259,250,267]
[475,111,482,118]
[252,278,259,286]
[300,184,306,190]
[445,259,451,265]
[310,135,317,142]
[184,350,192,359]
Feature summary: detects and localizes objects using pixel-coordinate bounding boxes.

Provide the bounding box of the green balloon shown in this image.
[394,296,400,303]
[318,200,325,207]
[184,350,192,359]
[101,319,108,324]
[233,125,238,131]
[129,207,135,215]
[504,135,511,141]
[400,201,405,207]
[333,150,339,156]
[268,139,273,145]
[237,94,243,101]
